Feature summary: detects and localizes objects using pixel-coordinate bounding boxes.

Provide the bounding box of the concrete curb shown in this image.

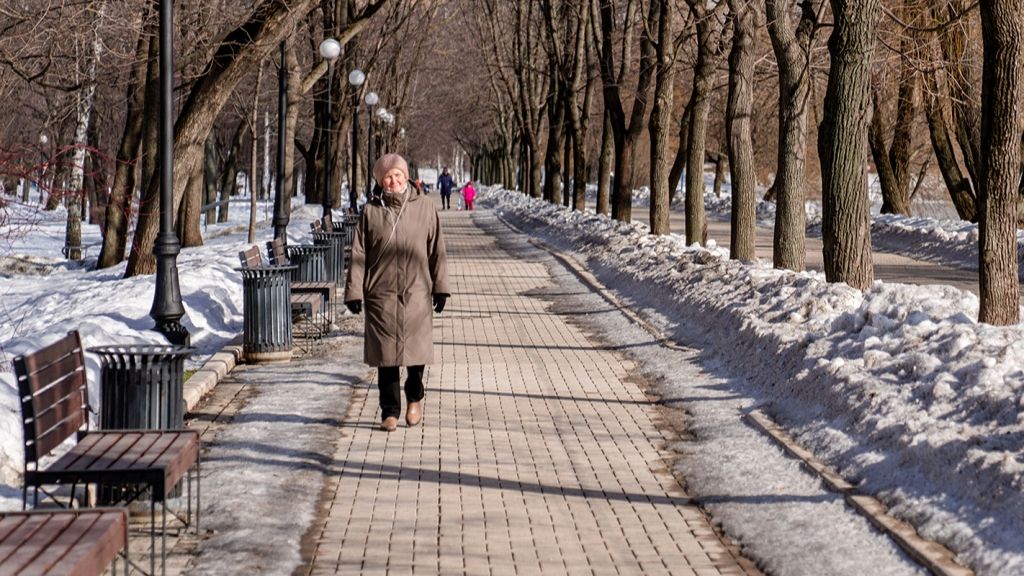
[184,335,244,412]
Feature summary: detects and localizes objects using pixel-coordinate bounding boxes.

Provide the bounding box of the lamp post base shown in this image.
[155,319,191,347]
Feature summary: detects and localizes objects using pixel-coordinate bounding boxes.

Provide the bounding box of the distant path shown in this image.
[625,206,982,295]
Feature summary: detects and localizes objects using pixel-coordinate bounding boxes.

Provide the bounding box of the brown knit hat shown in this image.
[373,153,409,183]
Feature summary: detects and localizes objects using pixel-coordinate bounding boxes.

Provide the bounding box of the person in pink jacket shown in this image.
[461,180,477,211]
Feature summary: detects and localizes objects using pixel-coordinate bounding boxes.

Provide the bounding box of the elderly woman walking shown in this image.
[344,153,450,431]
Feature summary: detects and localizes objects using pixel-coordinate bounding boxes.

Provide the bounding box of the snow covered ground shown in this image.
[481,187,1024,575]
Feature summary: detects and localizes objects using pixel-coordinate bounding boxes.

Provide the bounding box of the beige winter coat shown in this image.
[345,184,449,367]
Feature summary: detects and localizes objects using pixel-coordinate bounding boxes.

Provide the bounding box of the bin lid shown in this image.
[88,344,195,361]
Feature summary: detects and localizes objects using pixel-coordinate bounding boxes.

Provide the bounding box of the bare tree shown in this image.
[977,0,1024,325]
[869,8,920,217]
[726,0,761,259]
[648,0,674,235]
[98,4,153,269]
[597,0,657,222]
[765,0,822,271]
[682,0,728,244]
[818,0,879,291]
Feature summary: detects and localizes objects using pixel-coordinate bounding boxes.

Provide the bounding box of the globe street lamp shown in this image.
[150,0,189,346]
[319,38,341,218]
[364,91,378,198]
[348,68,365,210]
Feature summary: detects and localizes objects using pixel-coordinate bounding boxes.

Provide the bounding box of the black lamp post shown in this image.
[273,41,289,243]
[319,38,341,219]
[348,68,365,210]
[364,91,378,198]
[150,0,189,346]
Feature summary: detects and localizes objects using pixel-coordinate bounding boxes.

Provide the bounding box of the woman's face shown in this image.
[381,168,407,193]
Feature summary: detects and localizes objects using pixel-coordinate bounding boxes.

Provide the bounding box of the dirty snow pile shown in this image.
[481,187,1024,575]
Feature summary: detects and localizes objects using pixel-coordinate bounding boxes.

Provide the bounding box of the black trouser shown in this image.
[441,192,451,209]
[377,365,425,420]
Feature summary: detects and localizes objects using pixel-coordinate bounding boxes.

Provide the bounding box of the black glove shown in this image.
[432,294,448,314]
[345,300,362,314]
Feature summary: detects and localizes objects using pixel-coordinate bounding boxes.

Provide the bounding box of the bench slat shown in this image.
[24,352,84,408]
[42,511,127,576]
[141,432,200,497]
[0,513,74,570]
[14,334,81,379]
[50,432,128,472]
[24,511,99,575]
[34,400,86,461]
[0,515,29,552]
[105,432,161,472]
[0,510,126,576]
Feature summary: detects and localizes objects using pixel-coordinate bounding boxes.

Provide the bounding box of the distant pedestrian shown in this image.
[438,166,454,210]
[345,153,450,432]
[462,180,477,211]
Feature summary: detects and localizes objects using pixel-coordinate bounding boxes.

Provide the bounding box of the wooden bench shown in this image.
[239,246,327,344]
[12,331,200,576]
[0,509,129,576]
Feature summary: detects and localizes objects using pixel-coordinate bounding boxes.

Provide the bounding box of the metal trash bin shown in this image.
[312,230,346,287]
[286,244,329,282]
[238,264,296,362]
[89,344,194,430]
[88,343,194,504]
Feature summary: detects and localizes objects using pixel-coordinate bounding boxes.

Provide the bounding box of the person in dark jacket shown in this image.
[345,153,450,432]
[437,167,454,210]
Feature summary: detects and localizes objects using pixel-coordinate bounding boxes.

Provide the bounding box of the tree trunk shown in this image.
[563,126,573,207]
[248,63,264,244]
[86,118,105,226]
[126,0,334,277]
[977,0,1024,325]
[203,133,218,226]
[712,153,727,198]
[66,3,104,261]
[938,0,982,188]
[765,0,819,272]
[868,88,906,214]
[684,3,725,245]
[726,0,759,260]
[597,109,613,215]
[924,57,977,221]
[598,0,655,224]
[283,40,301,219]
[528,145,543,200]
[819,0,878,291]
[870,51,917,216]
[668,97,694,206]
[648,0,674,236]
[542,90,565,204]
[124,25,161,276]
[178,171,204,246]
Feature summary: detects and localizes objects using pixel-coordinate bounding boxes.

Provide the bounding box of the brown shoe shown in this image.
[380,416,398,432]
[406,401,422,427]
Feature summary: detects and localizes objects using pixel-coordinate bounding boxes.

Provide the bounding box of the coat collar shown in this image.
[375,183,418,208]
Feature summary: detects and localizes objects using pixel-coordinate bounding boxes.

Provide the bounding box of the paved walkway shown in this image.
[301,209,759,575]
